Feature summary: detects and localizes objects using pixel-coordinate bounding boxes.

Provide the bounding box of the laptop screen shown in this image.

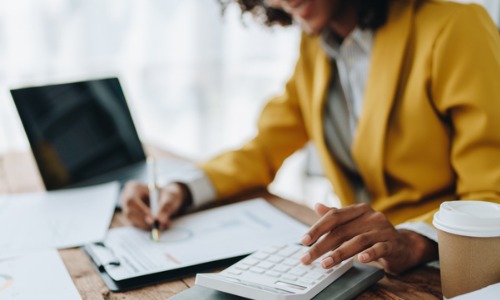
[11,78,146,190]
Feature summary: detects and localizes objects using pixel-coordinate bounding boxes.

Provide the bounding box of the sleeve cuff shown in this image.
[396,221,438,242]
[157,163,216,209]
[182,171,217,208]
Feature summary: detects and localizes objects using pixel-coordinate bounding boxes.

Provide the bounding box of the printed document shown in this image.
[88,199,309,281]
[0,182,118,258]
[0,249,81,300]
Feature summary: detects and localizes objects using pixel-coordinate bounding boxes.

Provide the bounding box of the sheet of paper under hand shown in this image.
[88,199,309,282]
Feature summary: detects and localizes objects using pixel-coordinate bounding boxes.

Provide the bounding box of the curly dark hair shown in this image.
[217,0,391,30]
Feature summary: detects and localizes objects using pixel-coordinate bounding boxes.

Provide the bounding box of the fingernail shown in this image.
[359,253,370,262]
[321,257,334,268]
[301,234,312,245]
[146,216,154,225]
[300,252,311,264]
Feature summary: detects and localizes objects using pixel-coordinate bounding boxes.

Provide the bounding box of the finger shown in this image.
[320,229,393,269]
[127,197,154,225]
[358,241,393,264]
[127,210,151,230]
[157,202,175,230]
[301,231,340,265]
[301,220,372,264]
[121,181,150,207]
[156,188,183,229]
[314,203,331,217]
[301,203,371,246]
[122,180,150,199]
[301,203,339,246]
[157,201,182,229]
[123,197,153,230]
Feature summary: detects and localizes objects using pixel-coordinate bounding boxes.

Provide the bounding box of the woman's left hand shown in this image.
[299,203,438,274]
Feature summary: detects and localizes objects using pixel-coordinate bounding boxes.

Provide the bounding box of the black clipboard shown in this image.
[82,199,311,292]
[83,242,246,291]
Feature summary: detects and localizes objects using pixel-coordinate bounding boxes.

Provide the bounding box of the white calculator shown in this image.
[195,244,354,300]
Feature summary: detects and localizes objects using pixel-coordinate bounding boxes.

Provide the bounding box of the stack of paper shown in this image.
[0,182,118,257]
[0,250,81,300]
[0,182,119,299]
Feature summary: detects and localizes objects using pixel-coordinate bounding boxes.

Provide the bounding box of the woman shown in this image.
[121,0,500,274]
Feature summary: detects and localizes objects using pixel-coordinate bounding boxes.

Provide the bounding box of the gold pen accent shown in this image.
[147,157,160,242]
[152,221,160,242]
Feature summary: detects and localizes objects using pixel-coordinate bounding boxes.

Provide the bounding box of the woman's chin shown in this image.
[298,19,326,35]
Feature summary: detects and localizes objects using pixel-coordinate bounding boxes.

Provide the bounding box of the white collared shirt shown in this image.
[321,27,374,135]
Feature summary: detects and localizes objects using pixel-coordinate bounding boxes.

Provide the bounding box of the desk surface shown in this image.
[0,148,443,300]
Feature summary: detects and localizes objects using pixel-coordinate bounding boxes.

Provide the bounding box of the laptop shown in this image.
[11,77,190,193]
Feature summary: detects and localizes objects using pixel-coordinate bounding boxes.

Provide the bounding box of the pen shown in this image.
[147,156,160,241]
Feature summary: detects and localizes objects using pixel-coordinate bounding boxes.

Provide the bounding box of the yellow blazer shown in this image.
[200,0,500,225]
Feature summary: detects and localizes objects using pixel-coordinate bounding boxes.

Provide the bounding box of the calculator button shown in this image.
[265,270,281,278]
[273,265,290,273]
[276,245,301,257]
[241,258,259,266]
[261,247,278,254]
[256,261,275,269]
[227,269,242,275]
[261,245,284,254]
[250,267,266,274]
[283,258,299,267]
[289,269,307,277]
[267,255,284,263]
[196,245,355,300]
[305,272,326,281]
[291,249,308,259]
[295,264,314,271]
[234,264,250,271]
[281,274,299,282]
[253,252,269,260]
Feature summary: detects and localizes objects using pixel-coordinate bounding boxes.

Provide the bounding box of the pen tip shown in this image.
[152,228,160,241]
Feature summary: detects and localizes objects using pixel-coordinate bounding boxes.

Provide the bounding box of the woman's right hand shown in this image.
[120,181,189,230]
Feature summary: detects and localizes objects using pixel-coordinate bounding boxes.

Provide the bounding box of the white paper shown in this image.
[0,249,81,300]
[0,182,118,258]
[91,199,309,281]
[451,283,500,299]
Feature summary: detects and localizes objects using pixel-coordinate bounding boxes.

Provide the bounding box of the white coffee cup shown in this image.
[433,200,500,299]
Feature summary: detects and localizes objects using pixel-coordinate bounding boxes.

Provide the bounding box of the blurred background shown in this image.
[0,0,498,205]
[0,0,300,158]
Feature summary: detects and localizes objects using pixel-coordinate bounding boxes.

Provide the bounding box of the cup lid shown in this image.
[433,201,500,237]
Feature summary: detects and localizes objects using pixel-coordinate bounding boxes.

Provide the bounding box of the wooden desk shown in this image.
[0,149,443,300]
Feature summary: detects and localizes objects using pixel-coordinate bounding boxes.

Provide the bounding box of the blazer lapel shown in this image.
[352,0,415,197]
